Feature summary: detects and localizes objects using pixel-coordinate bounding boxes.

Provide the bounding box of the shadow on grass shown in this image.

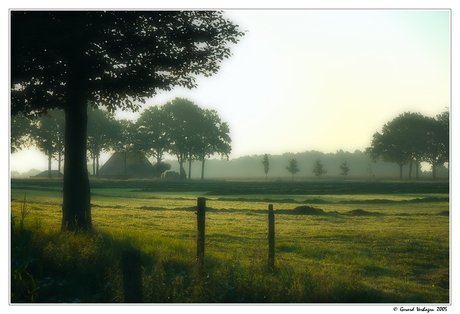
[12,218,448,303]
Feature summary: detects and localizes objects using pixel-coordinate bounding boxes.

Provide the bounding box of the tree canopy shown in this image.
[11,112,32,153]
[160,98,231,180]
[136,106,171,167]
[262,154,270,179]
[194,108,232,179]
[286,158,300,179]
[312,158,327,177]
[11,11,244,116]
[339,161,350,177]
[29,110,65,178]
[10,10,244,231]
[87,107,119,176]
[366,111,449,179]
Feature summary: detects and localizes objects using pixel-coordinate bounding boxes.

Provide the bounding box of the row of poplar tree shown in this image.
[262,154,336,179]
[11,97,231,180]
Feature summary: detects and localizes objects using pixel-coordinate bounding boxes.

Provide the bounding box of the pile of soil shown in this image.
[346,209,383,216]
[291,206,327,215]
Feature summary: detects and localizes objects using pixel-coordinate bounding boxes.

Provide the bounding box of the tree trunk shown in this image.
[188,154,192,180]
[92,155,96,176]
[62,100,92,231]
[432,163,437,179]
[408,159,413,180]
[178,156,186,180]
[48,150,52,178]
[201,156,205,180]
[124,154,128,179]
[155,156,162,178]
[58,151,62,178]
[399,164,403,180]
[96,155,99,177]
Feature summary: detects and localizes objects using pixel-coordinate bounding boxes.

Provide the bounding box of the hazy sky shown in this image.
[10,9,451,173]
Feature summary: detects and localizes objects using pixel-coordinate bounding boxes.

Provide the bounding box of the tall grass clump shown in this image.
[11,216,121,302]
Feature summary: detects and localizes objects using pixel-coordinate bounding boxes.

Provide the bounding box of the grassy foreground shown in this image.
[10,178,450,303]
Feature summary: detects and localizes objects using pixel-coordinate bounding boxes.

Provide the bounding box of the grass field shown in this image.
[10,178,450,303]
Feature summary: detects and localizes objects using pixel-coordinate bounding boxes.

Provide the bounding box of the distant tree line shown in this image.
[12,109,449,181]
[365,111,449,180]
[167,150,375,179]
[12,110,65,178]
[263,156,343,179]
[164,147,447,180]
[11,97,231,180]
[252,110,448,180]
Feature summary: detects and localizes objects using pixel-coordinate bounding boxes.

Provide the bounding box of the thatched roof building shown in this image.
[99,151,155,178]
[32,170,63,178]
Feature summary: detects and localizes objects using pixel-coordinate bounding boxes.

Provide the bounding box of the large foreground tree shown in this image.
[11,11,244,231]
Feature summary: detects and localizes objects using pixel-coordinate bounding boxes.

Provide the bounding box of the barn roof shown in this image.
[99,151,154,178]
[33,170,63,178]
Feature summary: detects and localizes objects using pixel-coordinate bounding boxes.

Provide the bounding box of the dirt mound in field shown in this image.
[346,209,383,216]
[291,206,327,215]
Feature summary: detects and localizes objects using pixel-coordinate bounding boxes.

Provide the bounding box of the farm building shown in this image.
[32,170,63,178]
[98,151,155,178]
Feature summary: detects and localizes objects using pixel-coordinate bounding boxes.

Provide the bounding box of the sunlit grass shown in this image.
[10,179,449,303]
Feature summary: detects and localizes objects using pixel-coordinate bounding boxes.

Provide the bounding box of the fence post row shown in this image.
[196,197,206,276]
[122,247,143,303]
[268,204,275,270]
[122,198,275,302]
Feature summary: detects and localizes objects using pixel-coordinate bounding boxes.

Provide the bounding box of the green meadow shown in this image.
[10,178,449,303]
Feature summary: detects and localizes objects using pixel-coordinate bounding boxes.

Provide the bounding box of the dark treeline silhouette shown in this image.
[14,99,232,181]
[366,111,449,180]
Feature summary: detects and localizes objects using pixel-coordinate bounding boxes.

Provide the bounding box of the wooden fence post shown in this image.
[268,204,275,270]
[196,197,206,276]
[122,247,143,303]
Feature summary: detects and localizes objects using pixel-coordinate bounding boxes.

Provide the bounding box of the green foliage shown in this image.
[11,11,245,115]
[162,98,231,180]
[11,112,32,153]
[87,107,119,176]
[135,106,171,166]
[29,109,65,177]
[339,161,350,177]
[285,158,300,179]
[11,218,37,302]
[153,162,171,178]
[262,154,270,178]
[366,111,449,179]
[164,170,180,180]
[312,158,327,177]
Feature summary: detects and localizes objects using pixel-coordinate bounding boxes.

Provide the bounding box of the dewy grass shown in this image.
[10,179,449,303]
